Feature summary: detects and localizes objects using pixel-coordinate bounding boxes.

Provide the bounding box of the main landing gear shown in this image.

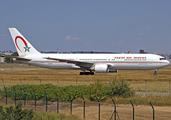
[153,69,157,76]
[80,72,94,75]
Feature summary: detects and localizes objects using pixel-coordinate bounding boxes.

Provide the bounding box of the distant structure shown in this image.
[4,53,12,55]
[0,57,5,63]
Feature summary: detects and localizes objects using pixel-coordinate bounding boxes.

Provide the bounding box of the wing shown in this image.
[45,57,94,68]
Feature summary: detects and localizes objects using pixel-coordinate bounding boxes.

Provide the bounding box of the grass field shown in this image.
[1,64,171,119]
[0,64,171,92]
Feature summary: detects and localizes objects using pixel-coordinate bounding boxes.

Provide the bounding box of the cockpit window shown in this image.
[160,57,166,60]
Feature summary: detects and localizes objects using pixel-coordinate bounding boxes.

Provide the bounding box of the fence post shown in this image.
[68,93,72,114]
[13,87,16,106]
[112,99,116,120]
[55,92,59,113]
[4,86,7,105]
[33,89,36,110]
[169,80,170,96]
[130,100,134,120]
[81,95,85,119]
[20,79,22,85]
[57,79,58,85]
[44,91,48,112]
[96,97,100,120]
[22,88,26,106]
[2,79,4,88]
[150,102,155,120]
[145,80,147,96]
[40,79,41,85]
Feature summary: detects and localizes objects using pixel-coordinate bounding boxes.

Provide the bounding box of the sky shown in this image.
[0,0,171,53]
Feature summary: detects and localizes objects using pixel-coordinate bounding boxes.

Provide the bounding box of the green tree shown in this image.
[139,49,147,54]
[12,52,18,56]
[0,102,33,120]
[4,57,13,63]
[4,52,18,63]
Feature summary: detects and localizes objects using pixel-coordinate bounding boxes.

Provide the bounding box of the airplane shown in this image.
[9,28,170,75]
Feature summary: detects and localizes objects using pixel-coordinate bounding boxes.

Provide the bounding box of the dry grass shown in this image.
[0,64,171,92]
[1,64,171,119]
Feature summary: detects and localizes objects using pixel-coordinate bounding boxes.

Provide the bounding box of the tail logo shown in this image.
[15,36,31,52]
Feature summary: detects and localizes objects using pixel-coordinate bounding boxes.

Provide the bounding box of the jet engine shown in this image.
[94,64,109,73]
[91,64,118,73]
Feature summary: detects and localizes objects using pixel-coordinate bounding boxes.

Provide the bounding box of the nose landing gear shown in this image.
[153,69,157,76]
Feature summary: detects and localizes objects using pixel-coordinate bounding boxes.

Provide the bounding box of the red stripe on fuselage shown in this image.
[28,61,167,64]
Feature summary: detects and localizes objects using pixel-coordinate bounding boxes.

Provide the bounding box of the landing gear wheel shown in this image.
[80,72,83,75]
[90,72,94,75]
[153,69,157,76]
[85,72,89,75]
[153,72,157,76]
[79,72,95,75]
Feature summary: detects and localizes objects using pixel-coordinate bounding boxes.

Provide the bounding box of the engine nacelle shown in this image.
[94,64,109,73]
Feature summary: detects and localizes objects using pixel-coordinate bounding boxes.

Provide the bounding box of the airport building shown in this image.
[0,57,5,63]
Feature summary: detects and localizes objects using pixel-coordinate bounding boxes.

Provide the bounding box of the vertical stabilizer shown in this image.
[9,28,40,56]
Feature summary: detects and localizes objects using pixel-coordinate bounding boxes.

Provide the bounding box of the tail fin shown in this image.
[9,28,40,56]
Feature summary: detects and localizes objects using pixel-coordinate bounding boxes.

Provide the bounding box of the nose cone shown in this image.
[166,60,170,65]
[167,60,170,65]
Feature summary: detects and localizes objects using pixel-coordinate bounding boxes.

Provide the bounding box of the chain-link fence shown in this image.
[1,89,171,120]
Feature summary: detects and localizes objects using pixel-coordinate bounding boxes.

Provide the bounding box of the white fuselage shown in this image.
[21,53,170,71]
